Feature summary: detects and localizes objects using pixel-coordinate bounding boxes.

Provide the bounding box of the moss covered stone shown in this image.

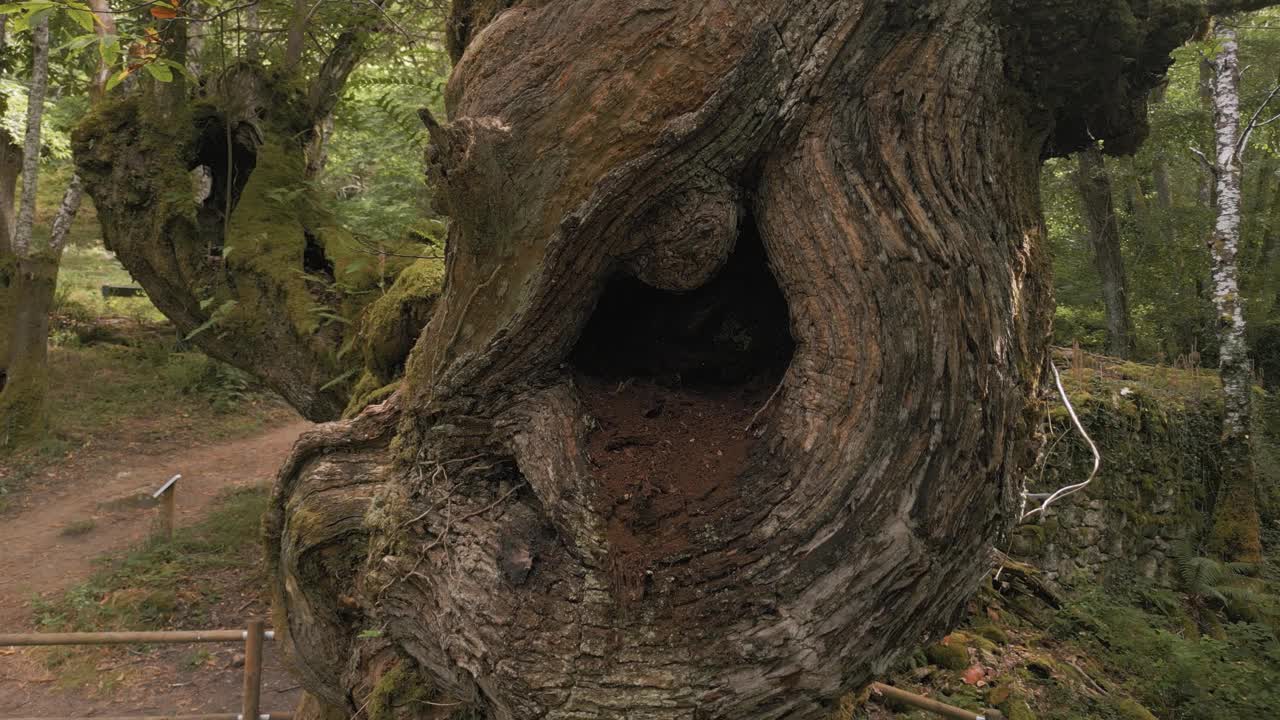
[925,634,971,671]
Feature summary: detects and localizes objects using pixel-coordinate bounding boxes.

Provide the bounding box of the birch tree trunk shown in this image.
[0,16,55,449]
[1206,19,1263,562]
[1077,144,1135,357]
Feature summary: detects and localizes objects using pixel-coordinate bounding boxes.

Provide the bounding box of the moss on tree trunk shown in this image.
[73,69,443,422]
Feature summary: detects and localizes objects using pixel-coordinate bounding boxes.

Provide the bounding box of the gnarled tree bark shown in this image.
[252,2,1280,719]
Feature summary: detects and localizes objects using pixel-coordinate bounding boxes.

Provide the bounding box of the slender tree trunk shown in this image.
[1077,144,1135,357]
[0,16,54,448]
[244,2,261,61]
[1199,57,1218,208]
[0,15,16,393]
[0,143,18,394]
[87,0,116,102]
[12,17,48,258]
[1206,20,1263,563]
[285,0,309,69]
[1151,83,1174,209]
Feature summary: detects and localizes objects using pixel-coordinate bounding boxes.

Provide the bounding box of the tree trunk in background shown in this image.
[1199,57,1217,208]
[244,3,1280,718]
[1077,144,1135,357]
[0,16,53,449]
[0,15,15,395]
[1206,20,1262,563]
[1151,83,1174,209]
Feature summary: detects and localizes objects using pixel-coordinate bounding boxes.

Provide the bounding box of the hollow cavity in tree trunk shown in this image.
[571,228,794,604]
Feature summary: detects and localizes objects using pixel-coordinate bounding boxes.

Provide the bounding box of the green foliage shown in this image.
[1045,12,1280,368]
[1051,592,1280,720]
[324,62,450,250]
[1172,544,1276,627]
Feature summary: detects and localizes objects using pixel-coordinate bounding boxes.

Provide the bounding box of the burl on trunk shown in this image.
[263,1,1250,718]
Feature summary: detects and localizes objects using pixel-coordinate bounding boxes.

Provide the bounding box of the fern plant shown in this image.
[1172,543,1272,635]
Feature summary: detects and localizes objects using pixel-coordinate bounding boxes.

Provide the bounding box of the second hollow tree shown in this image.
[241,0,1280,719]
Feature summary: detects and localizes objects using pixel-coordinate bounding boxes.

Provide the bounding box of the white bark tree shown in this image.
[0,14,85,449]
[1206,18,1263,561]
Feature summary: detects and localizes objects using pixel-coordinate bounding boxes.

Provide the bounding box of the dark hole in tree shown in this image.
[570,219,794,386]
[192,114,258,258]
[570,218,794,600]
[303,231,336,283]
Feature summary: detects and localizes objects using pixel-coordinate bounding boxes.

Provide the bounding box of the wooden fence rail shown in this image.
[2,623,1002,720]
[0,618,292,720]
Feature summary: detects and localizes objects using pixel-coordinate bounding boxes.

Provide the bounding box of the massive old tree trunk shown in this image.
[1077,144,1135,357]
[1205,20,1263,562]
[249,2,1280,718]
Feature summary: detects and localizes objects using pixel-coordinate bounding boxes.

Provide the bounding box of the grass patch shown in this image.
[55,245,163,324]
[33,485,271,633]
[1,341,291,503]
[59,518,97,537]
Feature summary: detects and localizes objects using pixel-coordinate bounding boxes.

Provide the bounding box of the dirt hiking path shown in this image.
[0,421,311,630]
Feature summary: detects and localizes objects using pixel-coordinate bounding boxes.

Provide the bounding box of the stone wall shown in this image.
[1006,366,1262,588]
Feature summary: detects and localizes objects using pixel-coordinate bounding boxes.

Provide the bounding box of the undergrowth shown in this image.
[1047,587,1280,720]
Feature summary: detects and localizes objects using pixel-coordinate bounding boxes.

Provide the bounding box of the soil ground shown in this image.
[0,420,311,717]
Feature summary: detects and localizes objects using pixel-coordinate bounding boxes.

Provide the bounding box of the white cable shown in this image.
[1020,361,1100,523]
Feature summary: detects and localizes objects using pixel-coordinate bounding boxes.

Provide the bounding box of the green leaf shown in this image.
[144,61,173,83]
[67,7,94,32]
[56,33,98,53]
[27,5,52,26]
[0,1,60,12]
[185,300,238,341]
[105,66,131,93]
[157,59,195,82]
[99,34,120,67]
[356,629,383,639]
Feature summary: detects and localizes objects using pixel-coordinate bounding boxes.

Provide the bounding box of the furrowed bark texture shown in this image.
[262,2,1249,717]
[1206,21,1262,562]
[1076,145,1135,358]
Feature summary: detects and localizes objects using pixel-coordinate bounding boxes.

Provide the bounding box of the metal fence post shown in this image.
[242,618,265,720]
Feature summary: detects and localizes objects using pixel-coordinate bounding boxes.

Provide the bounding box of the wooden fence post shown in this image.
[242,618,265,720]
[152,474,181,542]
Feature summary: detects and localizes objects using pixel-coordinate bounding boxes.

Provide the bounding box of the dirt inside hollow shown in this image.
[577,374,775,602]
